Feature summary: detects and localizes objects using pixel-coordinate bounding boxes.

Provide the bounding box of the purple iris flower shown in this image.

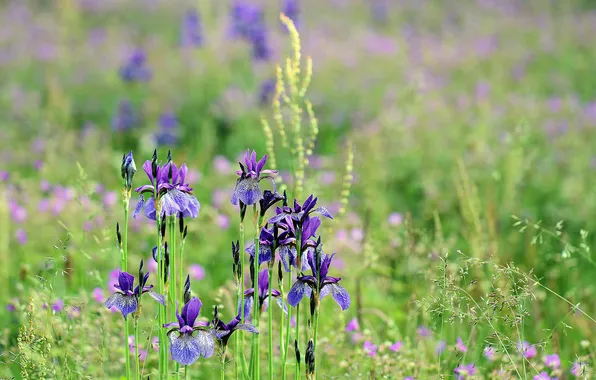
[269,194,333,226]
[287,247,350,311]
[180,8,203,47]
[111,100,138,132]
[231,150,277,206]
[104,267,164,319]
[276,216,320,272]
[134,154,200,220]
[246,225,275,266]
[119,48,152,83]
[155,112,180,147]
[210,307,258,348]
[241,269,286,320]
[163,297,214,365]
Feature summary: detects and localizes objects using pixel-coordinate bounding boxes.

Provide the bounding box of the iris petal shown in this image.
[104,292,138,319]
[330,283,350,310]
[287,281,307,307]
[169,332,213,365]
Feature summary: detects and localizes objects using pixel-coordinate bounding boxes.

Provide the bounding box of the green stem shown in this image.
[134,313,141,379]
[184,365,188,380]
[179,235,186,304]
[234,281,240,380]
[156,215,167,380]
[252,208,262,380]
[281,270,292,380]
[122,196,131,380]
[239,220,248,379]
[268,264,274,380]
[294,229,302,380]
[221,349,227,380]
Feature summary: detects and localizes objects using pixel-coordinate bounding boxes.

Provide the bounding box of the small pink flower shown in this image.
[213,155,232,173]
[544,353,560,369]
[455,337,467,353]
[189,264,205,281]
[92,287,105,303]
[216,214,230,230]
[345,318,359,332]
[484,346,496,361]
[363,341,377,356]
[387,212,403,226]
[15,229,27,245]
[571,362,586,377]
[389,341,402,352]
[517,341,537,359]
[351,332,363,344]
[151,336,159,352]
[103,191,118,208]
[52,299,64,312]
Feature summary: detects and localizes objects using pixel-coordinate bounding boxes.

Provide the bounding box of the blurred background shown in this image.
[2,0,596,378]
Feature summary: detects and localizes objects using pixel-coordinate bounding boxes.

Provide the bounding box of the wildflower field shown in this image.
[2,0,596,379]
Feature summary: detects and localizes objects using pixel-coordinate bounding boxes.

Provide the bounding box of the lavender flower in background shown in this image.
[15,229,27,245]
[363,341,377,356]
[188,264,205,281]
[517,340,537,359]
[389,341,402,352]
[287,248,350,311]
[228,2,271,60]
[417,325,431,338]
[154,112,180,146]
[180,8,203,47]
[544,353,560,369]
[51,299,64,312]
[104,267,164,319]
[163,297,214,365]
[119,48,151,82]
[258,78,276,106]
[212,155,233,173]
[249,22,271,61]
[242,268,286,320]
[455,337,467,353]
[210,306,258,348]
[231,150,277,206]
[454,363,476,379]
[345,318,359,332]
[436,340,446,354]
[484,346,496,361]
[111,100,138,132]
[0,171,9,182]
[134,153,200,220]
[571,362,586,376]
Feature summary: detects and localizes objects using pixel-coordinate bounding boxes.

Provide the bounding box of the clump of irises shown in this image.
[105,148,349,379]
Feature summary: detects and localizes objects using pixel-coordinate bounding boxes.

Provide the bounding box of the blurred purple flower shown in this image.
[180,8,203,47]
[52,299,64,312]
[108,269,121,292]
[436,340,446,354]
[455,337,467,353]
[119,48,152,82]
[484,346,496,361]
[155,112,180,146]
[259,78,276,106]
[92,287,105,303]
[345,318,359,332]
[103,191,118,208]
[389,341,402,352]
[111,100,139,132]
[417,326,431,338]
[517,341,537,359]
[15,229,27,245]
[38,199,50,213]
[189,264,205,281]
[0,171,8,182]
[40,180,51,192]
[216,214,230,230]
[571,362,586,377]
[545,353,560,369]
[388,212,403,227]
[281,0,299,30]
[363,341,377,356]
[213,156,233,173]
[6,303,16,312]
[33,160,43,171]
[454,363,476,379]
[152,336,159,352]
[290,315,296,327]
[10,202,27,223]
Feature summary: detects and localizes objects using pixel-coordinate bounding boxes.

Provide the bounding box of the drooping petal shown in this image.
[212,329,232,340]
[181,297,202,327]
[104,292,138,318]
[287,280,307,307]
[279,245,293,272]
[144,196,157,220]
[169,332,213,365]
[182,195,200,218]
[160,191,183,216]
[133,195,146,219]
[147,291,165,305]
[330,283,350,310]
[236,177,262,205]
[231,178,241,205]
[236,323,259,334]
[195,330,215,358]
[276,297,288,314]
[312,206,333,219]
[239,295,254,321]
[268,212,287,225]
